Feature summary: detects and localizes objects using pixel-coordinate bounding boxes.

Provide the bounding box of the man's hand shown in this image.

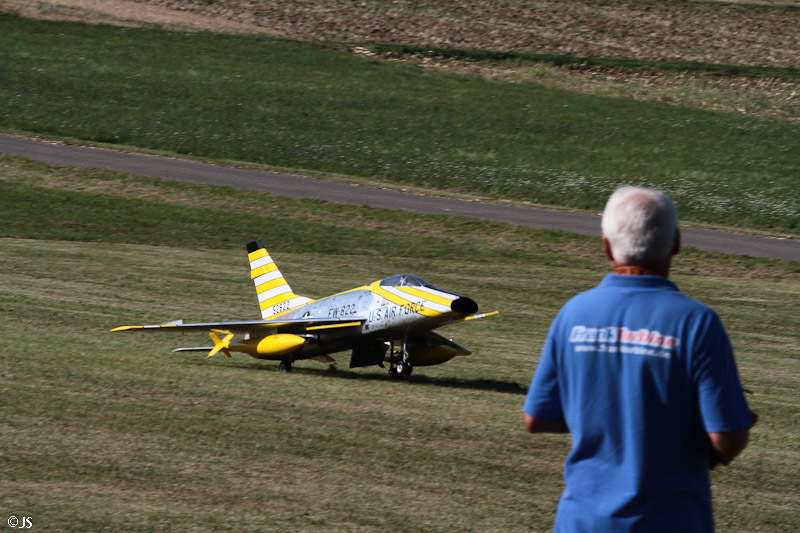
[524,414,569,434]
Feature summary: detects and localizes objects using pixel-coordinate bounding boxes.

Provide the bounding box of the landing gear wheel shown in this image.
[387,335,414,379]
[394,361,413,378]
[279,359,293,373]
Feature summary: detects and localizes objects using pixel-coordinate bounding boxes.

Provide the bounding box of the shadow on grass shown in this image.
[317,366,530,395]
[191,358,528,395]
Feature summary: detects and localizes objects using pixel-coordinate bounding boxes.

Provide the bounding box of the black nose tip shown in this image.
[451,297,478,315]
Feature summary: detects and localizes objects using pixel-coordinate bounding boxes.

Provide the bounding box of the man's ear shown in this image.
[603,236,615,262]
[671,229,681,256]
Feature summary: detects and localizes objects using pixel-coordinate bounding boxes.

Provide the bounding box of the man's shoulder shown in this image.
[564,275,715,314]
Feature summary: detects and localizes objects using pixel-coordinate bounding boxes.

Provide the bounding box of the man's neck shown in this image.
[612,262,670,278]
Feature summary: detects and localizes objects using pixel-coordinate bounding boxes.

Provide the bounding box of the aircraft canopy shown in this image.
[379,274,436,288]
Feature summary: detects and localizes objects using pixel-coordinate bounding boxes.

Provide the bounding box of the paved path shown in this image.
[1,133,797,261]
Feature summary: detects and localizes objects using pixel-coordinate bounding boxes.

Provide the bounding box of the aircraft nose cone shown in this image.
[451,297,478,315]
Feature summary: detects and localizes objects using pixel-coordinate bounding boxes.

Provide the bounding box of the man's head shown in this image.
[602,187,679,268]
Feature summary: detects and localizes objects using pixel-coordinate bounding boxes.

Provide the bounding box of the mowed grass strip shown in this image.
[0,157,798,531]
[0,15,798,233]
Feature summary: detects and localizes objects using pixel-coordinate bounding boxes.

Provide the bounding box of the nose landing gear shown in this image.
[388,337,413,379]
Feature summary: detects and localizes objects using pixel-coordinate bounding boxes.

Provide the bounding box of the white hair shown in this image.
[601,187,678,264]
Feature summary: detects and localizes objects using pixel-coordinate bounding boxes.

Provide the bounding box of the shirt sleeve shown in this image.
[693,310,753,433]
[523,318,565,420]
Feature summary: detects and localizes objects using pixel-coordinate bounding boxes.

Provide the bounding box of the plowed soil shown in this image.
[5,0,800,67]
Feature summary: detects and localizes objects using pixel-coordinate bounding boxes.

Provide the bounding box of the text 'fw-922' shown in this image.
[112,240,498,378]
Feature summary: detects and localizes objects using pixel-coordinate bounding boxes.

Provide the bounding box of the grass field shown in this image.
[0,15,798,233]
[1,155,798,531]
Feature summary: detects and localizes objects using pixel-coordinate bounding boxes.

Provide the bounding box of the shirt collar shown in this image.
[600,273,679,291]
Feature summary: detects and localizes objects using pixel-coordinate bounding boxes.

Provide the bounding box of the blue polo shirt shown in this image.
[523,274,752,532]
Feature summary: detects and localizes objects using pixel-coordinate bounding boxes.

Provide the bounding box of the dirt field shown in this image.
[3,0,799,119]
[6,0,800,67]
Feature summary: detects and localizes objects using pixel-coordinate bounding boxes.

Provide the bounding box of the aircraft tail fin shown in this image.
[247,240,312,319]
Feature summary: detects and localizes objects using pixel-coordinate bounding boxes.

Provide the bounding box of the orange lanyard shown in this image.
[613,265,659,276]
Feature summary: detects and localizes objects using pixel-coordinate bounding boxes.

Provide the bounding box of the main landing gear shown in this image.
[279,359,293,372]
[388,337,413,379]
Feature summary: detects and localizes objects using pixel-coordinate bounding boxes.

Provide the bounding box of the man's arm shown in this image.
[524,414,569,434]
[692,310,756,468]
[708,412,756,466]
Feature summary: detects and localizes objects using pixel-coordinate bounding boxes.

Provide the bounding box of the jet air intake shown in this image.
[451,297,478,315]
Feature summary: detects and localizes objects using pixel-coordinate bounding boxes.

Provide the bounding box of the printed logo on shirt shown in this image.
[569,325,679,359]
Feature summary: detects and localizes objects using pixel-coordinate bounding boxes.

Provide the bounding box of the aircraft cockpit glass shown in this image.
[379,274,435,288]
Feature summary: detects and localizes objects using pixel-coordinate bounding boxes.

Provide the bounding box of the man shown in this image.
[523,186,754,532]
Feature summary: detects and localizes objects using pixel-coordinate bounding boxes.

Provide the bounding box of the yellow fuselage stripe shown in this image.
[396,286,454,307]
[307,321,363,331]
[368,282,442,317]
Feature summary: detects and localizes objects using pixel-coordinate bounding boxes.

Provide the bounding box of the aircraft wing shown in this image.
[111,317,366,334]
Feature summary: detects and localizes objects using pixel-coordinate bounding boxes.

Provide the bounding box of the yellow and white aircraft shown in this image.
[112,240,498,377]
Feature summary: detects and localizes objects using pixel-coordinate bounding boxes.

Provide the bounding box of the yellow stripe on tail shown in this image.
[247,240,312,319]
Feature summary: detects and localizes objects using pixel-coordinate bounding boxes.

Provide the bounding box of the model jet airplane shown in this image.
[112,240,498,377]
